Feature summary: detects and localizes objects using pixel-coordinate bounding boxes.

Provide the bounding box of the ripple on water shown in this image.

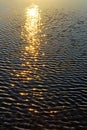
[0,4,87,130]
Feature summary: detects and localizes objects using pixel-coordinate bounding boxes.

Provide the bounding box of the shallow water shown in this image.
[0,0,87,130]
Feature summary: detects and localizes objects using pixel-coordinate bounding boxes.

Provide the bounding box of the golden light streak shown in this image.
[22,4,41,56]
[12,4,46,101]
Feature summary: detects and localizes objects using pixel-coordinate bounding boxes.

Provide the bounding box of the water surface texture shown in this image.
[0,0,87,130]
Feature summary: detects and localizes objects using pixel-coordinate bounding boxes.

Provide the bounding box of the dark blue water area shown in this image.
[0,1,87,130]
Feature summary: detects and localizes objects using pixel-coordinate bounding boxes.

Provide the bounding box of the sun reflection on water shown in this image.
[12,5,46,109]
[18,4,42,82]
[12,4,43,84]
[22,4,41,57]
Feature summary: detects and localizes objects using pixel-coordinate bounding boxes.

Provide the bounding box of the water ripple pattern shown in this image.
[0,2,87,130]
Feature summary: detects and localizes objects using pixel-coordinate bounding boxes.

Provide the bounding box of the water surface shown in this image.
[0,0,87,130]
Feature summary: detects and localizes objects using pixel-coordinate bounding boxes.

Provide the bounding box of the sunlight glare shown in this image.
[27,6,38,18]
[22,4,41,56]
[18,4,45,83]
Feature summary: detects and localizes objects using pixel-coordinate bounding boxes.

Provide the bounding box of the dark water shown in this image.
[0,0,87,130]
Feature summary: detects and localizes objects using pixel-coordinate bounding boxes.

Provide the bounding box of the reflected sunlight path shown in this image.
[21,4,41,57]
[13,4,45,83]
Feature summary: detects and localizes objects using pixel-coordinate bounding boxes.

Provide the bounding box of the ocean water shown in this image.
[0,0,87,130]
